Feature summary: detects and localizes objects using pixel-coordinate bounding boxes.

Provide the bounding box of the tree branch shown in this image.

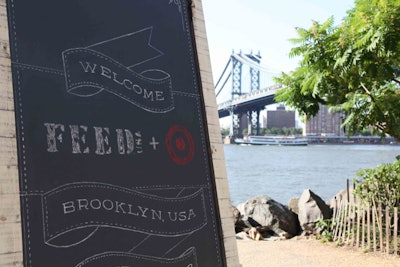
[392,78,400,85]
[360,83,393,138]
[360,82,372,96]
[375,123,385,132]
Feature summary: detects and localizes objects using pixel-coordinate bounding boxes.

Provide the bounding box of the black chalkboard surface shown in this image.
[7,1,225,266]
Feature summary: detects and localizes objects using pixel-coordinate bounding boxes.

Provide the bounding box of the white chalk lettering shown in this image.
[135,131,143,154]
[112,71,124,85]
[61,198,197,223]
[44,123,65,152]
[77,199,89,211]
[155,90,164,101]
[100,65,112,79]
[79,61,165,102]
[115,201,127,214]
[168,209,196,222]
[116,129,134,155]
[79,61,97,73]
[188,209,196,220]
[103,199,114,211]
[123,79,132,90]
[132,84,142,94]
[70,125,89,154]
[94,126,112,155]
[138,206,149,218]
[143,89,153,100]
[152,210,162,221]
[90,199,101,210]
[127,204,139,216]
[45,123,149,155]
[62,201,75,214]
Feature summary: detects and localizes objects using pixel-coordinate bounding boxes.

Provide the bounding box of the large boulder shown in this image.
[329,187,360,209]
[298,189,332,234]
[232,205,250,233]
[288,197,299,215]
[236,195,300,238]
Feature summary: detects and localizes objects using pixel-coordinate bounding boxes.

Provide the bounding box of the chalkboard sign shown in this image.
[6,1,226,266]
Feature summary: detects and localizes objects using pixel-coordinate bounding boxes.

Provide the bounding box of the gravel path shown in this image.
[236,234,400,267]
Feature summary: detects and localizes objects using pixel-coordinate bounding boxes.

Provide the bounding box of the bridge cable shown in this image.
[215,72,231,97]
[233,54,280,75]
[214,57,232,90]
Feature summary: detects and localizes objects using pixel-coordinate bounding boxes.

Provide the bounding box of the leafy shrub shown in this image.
[315,218,333,243]
[353,160,400,208]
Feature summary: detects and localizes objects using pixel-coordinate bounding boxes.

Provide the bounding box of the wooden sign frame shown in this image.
[0,0,239,266]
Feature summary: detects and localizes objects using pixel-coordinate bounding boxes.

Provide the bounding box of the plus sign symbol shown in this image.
[165,125,195,165]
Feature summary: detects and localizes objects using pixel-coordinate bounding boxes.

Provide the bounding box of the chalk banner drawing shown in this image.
[62,27,174,113]
[43,183,207,247]
[7,0,225,266]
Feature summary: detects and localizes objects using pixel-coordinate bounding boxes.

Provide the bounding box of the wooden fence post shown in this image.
[356,203,361,247]
[372,204,377,252]
[343,203,350,244]
[337,199,346,242]
[379,205,383,252]
[367,206,371,250]
[394,207,398,255]
[351,202,356,246]
[361,205,366,249]
[386,207,390,254]
[333,198,343,241]
[347,202,354,245]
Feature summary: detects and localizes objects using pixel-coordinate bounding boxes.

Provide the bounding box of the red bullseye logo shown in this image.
[175,137,186,151]
[166,125,195,165]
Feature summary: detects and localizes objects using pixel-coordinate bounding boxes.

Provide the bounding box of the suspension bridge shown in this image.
[215,50,283,136]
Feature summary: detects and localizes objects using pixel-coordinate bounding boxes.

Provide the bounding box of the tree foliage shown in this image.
[220,127,230,136]
[275,0,400,141]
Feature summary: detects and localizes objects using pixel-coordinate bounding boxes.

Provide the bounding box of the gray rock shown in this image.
[237,195,300,238]
[288,197,299,214]
[329,187,360,209]
[298,189,332,234]
[233,205,241,225]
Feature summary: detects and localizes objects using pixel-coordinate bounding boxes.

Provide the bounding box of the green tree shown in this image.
[259,128,267,135]
[275,0,400,141]
[220,127,230,136]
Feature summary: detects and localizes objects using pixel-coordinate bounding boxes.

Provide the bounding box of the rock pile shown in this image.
[234,189,333,240]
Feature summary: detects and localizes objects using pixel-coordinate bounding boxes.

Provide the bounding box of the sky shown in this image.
[202,0,354,81]
[201,0,355,128]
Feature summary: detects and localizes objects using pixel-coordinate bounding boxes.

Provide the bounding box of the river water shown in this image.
[223,144,400,206]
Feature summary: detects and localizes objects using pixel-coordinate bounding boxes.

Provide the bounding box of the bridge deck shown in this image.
[218,85,282,118]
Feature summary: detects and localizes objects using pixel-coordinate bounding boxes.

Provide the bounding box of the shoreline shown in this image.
[223,135,399,145]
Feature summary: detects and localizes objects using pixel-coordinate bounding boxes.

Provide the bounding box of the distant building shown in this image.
[265,105,295,129]
[305,103,344,136]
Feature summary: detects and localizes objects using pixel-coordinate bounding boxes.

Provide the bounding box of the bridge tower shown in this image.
[230,51,242,137]
[247,51,262,136]
[231,51,263,137]
[231,51,242,98]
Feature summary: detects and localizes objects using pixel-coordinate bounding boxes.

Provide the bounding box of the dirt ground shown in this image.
[236,234,400,267]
